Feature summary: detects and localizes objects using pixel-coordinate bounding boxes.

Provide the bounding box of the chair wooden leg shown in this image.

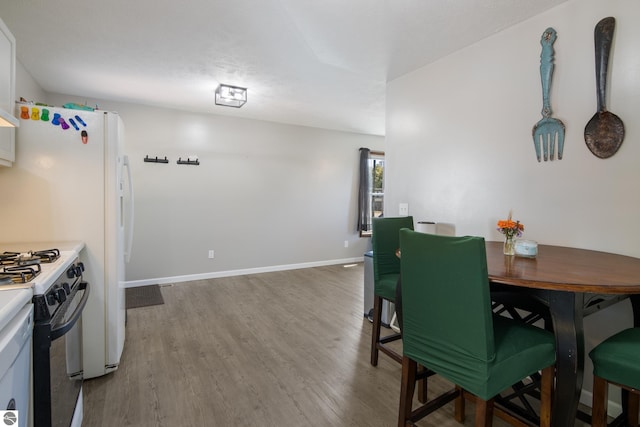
[370,295,383,366]
[627,390,639,427]
[539,365,553,427]
[398,356,417,427]
[474,397,494,427]
[591,375,608,427]
[417,365,427,404]
[454,386,465,423]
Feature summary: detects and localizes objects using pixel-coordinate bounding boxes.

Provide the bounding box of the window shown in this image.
[358,149,385,236]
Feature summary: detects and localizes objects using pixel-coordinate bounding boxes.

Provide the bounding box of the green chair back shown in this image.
[399,229,555,399]
[400,231,494,362]
[372,216,413,301]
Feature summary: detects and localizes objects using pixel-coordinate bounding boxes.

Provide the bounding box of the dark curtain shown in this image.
[357,147,370,232]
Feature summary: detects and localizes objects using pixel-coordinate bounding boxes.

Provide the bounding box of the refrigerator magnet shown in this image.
[81,130,88,144]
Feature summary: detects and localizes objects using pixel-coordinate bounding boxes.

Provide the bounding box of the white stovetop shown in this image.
[0,241,85,295]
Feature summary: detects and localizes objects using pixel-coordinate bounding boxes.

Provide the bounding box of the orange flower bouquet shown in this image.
[497,216,524,239]
[497,211,524,255]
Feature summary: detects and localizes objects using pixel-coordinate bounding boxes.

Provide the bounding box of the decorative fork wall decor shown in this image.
[532,27,565,162]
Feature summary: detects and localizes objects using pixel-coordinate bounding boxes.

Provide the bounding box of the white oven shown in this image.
[32,255,88,427]
[0,244,87,427]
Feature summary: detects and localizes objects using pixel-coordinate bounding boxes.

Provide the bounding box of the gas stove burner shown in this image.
[1,263,41,284]
[0,275,12,286]
[0,248,60,267]
[0,252,41,266]
[31,249,60,263]
[0,252,19,266]
[16,255,41,266]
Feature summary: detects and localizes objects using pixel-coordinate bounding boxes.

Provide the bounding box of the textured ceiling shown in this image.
[0,0,567,135]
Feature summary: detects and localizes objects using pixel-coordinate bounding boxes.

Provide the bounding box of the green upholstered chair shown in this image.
[589,327,640,427]
[370,216,413,366]
[397,230,556,427]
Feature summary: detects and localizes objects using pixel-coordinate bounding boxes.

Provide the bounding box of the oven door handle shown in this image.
[50,281,90,340]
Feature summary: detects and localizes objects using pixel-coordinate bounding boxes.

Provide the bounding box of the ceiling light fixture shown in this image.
[215,84,247,108]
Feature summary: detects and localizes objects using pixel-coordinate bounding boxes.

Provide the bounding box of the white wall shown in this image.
[18,91,383,283]
[15,60,45,103]
[385,0,639,407]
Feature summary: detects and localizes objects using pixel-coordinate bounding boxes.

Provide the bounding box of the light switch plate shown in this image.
[399,203,409,216]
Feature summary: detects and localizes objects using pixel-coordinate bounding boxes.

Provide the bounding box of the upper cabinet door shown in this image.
[0,17,16,166]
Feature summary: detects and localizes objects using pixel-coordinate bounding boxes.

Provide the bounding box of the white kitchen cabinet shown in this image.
[0,17,17,167]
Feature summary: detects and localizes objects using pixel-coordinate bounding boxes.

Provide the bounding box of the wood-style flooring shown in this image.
[81,264,590,426]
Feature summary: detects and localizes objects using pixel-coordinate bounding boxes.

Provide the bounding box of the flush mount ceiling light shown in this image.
[215,84,247,108]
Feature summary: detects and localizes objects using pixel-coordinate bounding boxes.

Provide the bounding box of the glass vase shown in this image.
[503,236,515,256]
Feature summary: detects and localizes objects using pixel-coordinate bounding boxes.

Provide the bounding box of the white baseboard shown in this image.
[580,388,622,418]
[124,257,363,288]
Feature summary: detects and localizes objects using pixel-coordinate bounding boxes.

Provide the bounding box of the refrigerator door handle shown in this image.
[123,155,134,263]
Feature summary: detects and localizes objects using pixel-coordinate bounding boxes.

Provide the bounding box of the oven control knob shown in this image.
[55,288,67,303]
[67,264,83,278]
[46,292,56,306]
[61,282,71,295]
[77,262,85,272]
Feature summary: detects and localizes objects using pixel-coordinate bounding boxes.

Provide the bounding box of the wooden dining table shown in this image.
[485,241,640,427]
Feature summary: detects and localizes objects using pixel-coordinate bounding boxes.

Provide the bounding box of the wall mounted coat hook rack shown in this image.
[144,155,169,164]
[177,157,200,166]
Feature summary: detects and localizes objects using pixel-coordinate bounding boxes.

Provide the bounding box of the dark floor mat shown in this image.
[126,285,164,309]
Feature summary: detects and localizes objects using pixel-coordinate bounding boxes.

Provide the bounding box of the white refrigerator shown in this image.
[0,103,133,379]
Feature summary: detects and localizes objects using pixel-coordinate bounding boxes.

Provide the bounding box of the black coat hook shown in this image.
[177,157,200,166]
[144,155,169,164]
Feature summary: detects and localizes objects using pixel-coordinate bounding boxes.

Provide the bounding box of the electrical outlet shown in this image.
[344,240,349,248]
[208,250,215,259]
[399,203,409,216]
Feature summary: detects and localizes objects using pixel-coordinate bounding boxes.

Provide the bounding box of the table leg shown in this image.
[631,295,640,327]
[548,291,584,427]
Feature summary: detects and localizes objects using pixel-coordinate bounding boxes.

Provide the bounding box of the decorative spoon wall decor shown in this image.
[532,28,565,162]
[584,17,625,158]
